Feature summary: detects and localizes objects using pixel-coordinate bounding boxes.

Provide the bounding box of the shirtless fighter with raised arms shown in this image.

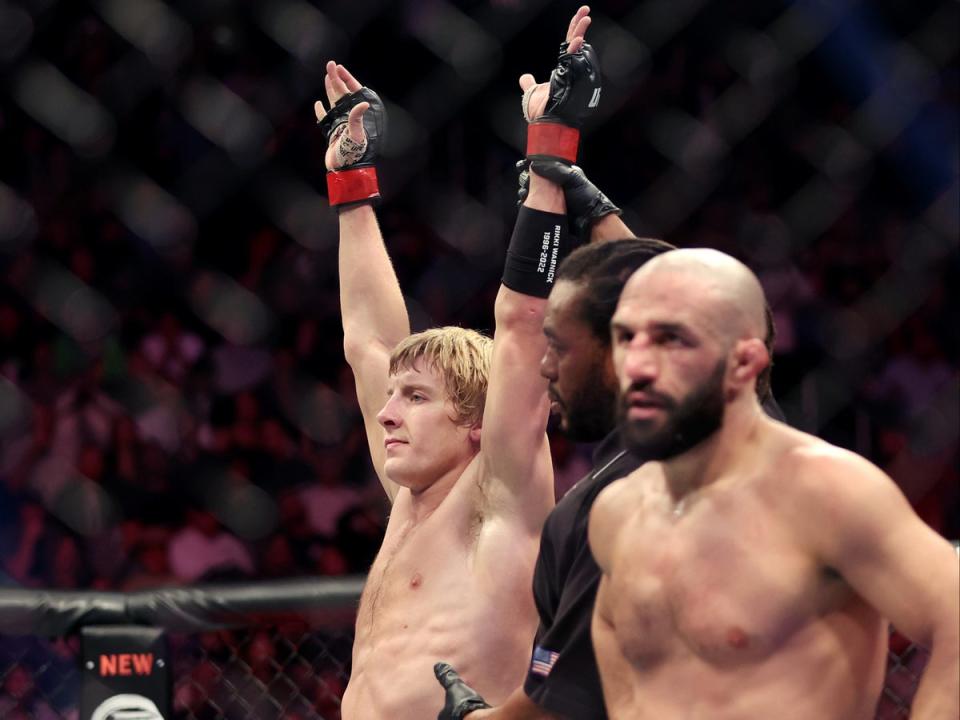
[591,248,959,719]
[312,10,595,717]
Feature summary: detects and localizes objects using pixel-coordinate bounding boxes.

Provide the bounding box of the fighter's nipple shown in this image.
[726,626,750,649]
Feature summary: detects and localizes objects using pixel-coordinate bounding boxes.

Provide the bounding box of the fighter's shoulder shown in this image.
[767,427,891,507]
[762,428,916,567]
[588,466,654,553]
[594,464,651,514]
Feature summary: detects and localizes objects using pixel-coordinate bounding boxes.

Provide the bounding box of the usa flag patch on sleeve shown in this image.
[530,646,559,677]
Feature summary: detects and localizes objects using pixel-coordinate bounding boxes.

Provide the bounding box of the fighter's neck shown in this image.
[661,400,765,502]
[405,454,477,523]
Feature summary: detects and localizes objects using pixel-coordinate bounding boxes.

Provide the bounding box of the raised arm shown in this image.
[589,212,633,242]
[795,449,959,719]
[481,180,562,523]
[316,62,407,501]
[480,9,599,527]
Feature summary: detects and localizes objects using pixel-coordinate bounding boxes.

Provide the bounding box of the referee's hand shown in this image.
[434,662,492,720]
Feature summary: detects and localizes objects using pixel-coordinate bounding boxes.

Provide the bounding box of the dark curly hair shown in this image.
[555,237,676,344]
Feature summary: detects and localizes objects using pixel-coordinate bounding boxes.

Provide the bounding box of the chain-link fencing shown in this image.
[0,2,954,558]
[169,625,354,720]
[1,626,354,720]
[0,0,956,717]
[0,624,936,719]
[875,631,931,720]
[0,578,362,719]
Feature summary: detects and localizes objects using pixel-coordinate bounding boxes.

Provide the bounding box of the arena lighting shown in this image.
[14,260,118,344]
[0,1,33,63]
[0,376,32,438]
[104,169,197,256]
[49,474,119,538]
[423,187,507,260]
[626,0,708,50]
[586,17,648,85]
[254,0,343,70]
[378,99,424,160]
[626,0,844,235]
[407,0,499,82]
[11,61,116,158]
[188,270,275,346]
[94,0,192,71]
[290,380,350,446]
[196,468,279,541]
[178,75,273,166]
[0,182,38,252]
[647,108,729,173]
[255,169,336,251]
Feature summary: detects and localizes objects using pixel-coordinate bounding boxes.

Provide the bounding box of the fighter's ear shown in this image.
[731,338,769,385]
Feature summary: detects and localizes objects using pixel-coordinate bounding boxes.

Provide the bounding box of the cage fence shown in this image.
[0,625,935,719]
[0,0,956,718]
[0,623,354,720]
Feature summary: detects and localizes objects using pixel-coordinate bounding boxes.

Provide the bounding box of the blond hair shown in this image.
[389,326,492,426]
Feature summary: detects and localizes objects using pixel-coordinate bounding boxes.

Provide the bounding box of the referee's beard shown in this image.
[553,378,618,444]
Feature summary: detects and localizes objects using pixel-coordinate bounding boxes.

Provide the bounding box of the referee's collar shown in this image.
[591,428,625,469]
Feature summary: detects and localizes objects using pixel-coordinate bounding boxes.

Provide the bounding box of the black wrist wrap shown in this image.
[502,207,572,298]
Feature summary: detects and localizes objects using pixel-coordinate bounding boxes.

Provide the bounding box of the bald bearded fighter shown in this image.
[589,248,959,719]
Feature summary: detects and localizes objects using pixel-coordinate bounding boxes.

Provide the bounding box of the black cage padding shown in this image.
[0,576,365,636]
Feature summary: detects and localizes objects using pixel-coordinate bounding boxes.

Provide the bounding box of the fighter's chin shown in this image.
[386,461,438,495]
[621,414,663,434]
[620,420,666,452]
[383,459,415,486]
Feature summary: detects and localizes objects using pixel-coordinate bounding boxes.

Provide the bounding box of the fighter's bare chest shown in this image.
[357,511,477,636]
[607,495,819,667]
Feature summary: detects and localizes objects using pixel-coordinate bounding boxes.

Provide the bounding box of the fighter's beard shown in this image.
[619,360,726,461]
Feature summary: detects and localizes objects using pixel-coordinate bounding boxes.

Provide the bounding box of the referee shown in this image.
[520,238,670,719]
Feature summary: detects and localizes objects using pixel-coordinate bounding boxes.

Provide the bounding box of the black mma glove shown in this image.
[434,662,491,720]
[526,41,602,164]
[517,159,622,238]
[319,87,388,207]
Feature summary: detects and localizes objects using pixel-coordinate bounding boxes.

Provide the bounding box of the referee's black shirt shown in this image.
[523,429,639,719]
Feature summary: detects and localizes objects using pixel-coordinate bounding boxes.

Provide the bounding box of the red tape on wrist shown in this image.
[326,166,380,207]
[526,123,580,163]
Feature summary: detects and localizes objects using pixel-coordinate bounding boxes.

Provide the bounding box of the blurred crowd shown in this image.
[0,328,387,590]
[0,1,956,719]
[0,0,957,596]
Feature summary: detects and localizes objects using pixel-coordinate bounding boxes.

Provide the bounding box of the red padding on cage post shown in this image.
[326,167,380,207]
[526,123,580,163]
